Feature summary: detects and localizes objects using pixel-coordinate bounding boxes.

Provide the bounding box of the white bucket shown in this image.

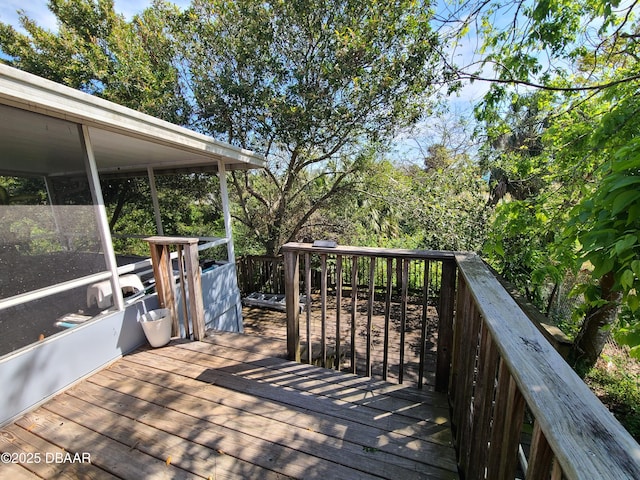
[140,308,172,347]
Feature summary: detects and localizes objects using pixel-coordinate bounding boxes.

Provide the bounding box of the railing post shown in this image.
[148,240,178,334]
[436,259,457,392]
[284,250,300,362]
[183,240,206,340]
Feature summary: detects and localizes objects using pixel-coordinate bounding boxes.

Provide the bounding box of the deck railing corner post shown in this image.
[436,259,457,392]
[284,248,301,362]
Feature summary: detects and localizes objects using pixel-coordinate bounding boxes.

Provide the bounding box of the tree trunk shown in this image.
[570,272,621,374]
[109,182,130,230]
[265,221,283,257]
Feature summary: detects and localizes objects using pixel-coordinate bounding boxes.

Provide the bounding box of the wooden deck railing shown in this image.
[238,252,436,296]
[281,242,640,479]
[237,255,285,295]
[281,242,456,388]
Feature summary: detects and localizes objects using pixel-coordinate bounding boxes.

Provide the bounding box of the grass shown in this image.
[584,342,640,442]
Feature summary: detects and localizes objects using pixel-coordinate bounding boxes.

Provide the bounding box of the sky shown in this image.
[0,1,192,30]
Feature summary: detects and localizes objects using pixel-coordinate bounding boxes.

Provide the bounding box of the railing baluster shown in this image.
[487,359,526,479]
[436,259,457,392]
[335,255,343,370]
[320,254,328,368]
[526,420,555,480]
[487,357,511,477]
[550,458,563,480]
[468,322,500,479]
[501,375,526,478]
[399,258,409,384]
[451,276,471,435]
[383,257,393,381]
[350,255,359,374]
[418,259,430,389]
[284,250,300,362]
[457,301,482,475]
[366,256,376,377]
[305,252,312,365]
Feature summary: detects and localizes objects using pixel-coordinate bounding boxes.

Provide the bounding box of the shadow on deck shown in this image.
[241,296,440,389]
[0,334,459,479]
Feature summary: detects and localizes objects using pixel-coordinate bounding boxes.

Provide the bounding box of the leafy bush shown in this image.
[585,344,640,442]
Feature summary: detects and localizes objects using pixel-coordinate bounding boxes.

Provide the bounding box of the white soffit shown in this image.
[0,64,265,177]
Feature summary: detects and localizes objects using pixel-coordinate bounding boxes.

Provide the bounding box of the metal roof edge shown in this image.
[0,64,265,169]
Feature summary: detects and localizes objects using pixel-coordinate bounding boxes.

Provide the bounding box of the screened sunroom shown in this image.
[0,65,264,425]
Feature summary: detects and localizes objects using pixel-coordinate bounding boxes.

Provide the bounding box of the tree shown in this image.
[403,160,489,252]
[568,136,640,367]
[454,0,640,369]
[176,0,455,255]
[0,0,189,123]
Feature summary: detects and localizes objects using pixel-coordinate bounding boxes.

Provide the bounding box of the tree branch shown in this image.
[286,170,353,242]
[456,68,640,92]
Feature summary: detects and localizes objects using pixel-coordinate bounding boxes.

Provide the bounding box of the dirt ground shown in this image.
[241,293,440,389]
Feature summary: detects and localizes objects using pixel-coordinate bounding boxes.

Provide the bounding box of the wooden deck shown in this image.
[0,333,459,479]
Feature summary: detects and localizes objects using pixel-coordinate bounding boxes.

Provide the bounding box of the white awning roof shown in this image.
[0,64,265,177]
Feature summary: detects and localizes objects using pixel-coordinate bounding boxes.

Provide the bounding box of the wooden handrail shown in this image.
[453,252,640,479]
[281,242,455,260]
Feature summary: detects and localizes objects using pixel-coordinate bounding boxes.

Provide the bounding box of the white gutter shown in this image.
[0,64,265,170]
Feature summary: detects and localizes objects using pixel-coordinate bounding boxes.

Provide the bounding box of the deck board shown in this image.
[163,339,451,418]
[0,423,117,479]
[0,462,42,479]
[0,334,458,479]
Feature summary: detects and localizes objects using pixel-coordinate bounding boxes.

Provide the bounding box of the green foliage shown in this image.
[331,154,489,253]
[485,199,565,306]
[0,176,46,205]
[102,173,225,257]
[182,0,446,148]
[0,0,190,122]
[615,306,640,360]
[479,92,577,310]
[570,138,640,316]
[585,347,640,441]
[470,0,640,361]
[175,0,454,254]
[402,161,489,252]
